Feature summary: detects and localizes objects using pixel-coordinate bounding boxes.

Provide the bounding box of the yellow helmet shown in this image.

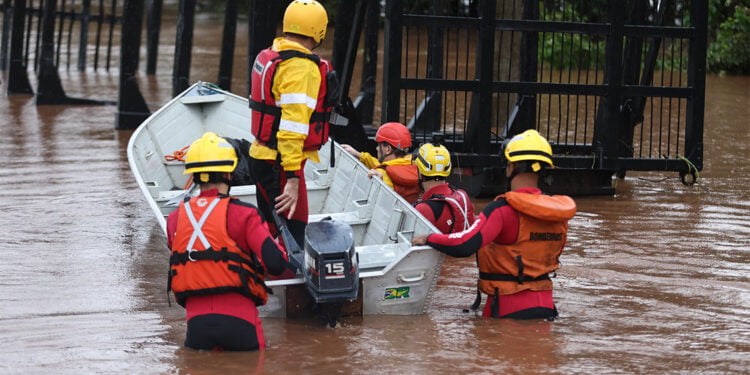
[415,143,452,177]
[503,129,554,171]
[283,0,328,44]
[184,132,238,176]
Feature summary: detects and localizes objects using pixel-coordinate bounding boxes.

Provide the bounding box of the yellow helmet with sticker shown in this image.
[415,143,452,177]
[283,0,328,44]
[503,129,554,171]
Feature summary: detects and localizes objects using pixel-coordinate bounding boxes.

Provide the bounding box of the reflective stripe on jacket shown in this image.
[477,191,576,296]
[169,196,270,307]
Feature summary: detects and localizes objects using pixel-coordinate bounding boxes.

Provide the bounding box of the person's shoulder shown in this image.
[228,198,260,211]
[482,197,511,216]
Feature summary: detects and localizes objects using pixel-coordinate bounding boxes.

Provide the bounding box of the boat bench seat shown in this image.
[356,243,405,270]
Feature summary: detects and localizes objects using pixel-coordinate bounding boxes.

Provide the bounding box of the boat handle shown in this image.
[397,272,426,283]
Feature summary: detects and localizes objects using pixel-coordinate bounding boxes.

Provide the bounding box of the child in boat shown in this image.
[167,132,290,351]
[341,122,420,204]
[412,142,476,234]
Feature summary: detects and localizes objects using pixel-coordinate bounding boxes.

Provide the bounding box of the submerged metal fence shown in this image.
[0,0,124,103]
[383,0,707,194]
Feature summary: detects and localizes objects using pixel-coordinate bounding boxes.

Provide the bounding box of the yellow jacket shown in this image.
[250,37,322,172]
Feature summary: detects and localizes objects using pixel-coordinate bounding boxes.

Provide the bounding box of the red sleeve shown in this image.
[227,200,289,275]
[425,199,518,257]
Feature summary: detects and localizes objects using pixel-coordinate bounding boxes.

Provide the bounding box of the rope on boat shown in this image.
[164,146,190,162]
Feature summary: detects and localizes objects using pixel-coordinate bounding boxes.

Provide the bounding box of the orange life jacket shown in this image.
[382,163,419,204]
[249,48,332,151]
[477,191,576,296]
[168,196,271,307]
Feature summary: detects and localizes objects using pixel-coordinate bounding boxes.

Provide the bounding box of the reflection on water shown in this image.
[1,14,749,375]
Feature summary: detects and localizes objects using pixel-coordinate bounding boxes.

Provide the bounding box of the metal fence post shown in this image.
[465,0,495,154]
[685,0,707,172]
[1,0,11,71]
[216,0,237,90]
[145,0,162,75]
[382,0,402,123]
[117,0,150,129]
[172,0,195,96]
[247,0,279,96]
[7,0,33,94]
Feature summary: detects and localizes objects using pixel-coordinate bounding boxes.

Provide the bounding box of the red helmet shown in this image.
[375,122,412,150]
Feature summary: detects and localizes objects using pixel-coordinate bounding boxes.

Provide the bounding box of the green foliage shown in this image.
[707,5,750,74]
[538,3,606,69]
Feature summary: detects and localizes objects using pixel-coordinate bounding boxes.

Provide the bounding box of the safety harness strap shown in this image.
[183,198,220,251]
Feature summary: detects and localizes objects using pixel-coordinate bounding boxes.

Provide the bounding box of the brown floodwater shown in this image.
[1,12,749,375]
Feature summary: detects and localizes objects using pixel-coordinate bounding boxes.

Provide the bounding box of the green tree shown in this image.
[707,4,750,74]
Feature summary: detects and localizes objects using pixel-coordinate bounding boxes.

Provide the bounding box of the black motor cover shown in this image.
[303,220,359,303]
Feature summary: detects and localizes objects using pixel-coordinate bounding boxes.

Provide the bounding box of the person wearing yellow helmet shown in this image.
[413,130,576,320]
[413,143,476,234]
[341,122,420,204]
[167,132,290,351]
[249,0,335,247]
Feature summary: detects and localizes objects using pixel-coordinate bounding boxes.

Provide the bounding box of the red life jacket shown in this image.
[477,192,576,296]
[419,187,473,233]
[168,196,271,307]
[249,48,332,151]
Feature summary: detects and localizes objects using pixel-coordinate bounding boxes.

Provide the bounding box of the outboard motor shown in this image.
[303,219,359,326]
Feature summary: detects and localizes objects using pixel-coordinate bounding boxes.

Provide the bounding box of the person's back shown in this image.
[412,130,575,320]
[413,143,475,234]
[167,132,289,351]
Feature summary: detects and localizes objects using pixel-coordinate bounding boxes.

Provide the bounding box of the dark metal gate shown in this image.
[381,0,707,196]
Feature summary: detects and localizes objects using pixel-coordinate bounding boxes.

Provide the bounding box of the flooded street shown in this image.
[1,14,749,375]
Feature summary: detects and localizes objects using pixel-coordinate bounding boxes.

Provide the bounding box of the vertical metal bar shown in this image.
[402,24,408,122]
[37,0,70,104]
[65,0,74,70]
[145,0,162,74]
[93,0,102,70]
[357,0,379,125]
[55,0,65,68]
[246,0,279,96]
[104,0,115,71]
[382,0,403,123]
[466,0,494,154]
[33,0,42,71]
[216,0,237,90]
[684,0,706,171]
[1,0,12,71]
[594,0,625,169]
[172,0,195,96]
[7,0,34,94]
[117,0,150,129]
[76,0,89,71]
[331,0,356,75]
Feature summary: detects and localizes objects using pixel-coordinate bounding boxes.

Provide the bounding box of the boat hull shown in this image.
[127,82,443,317]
